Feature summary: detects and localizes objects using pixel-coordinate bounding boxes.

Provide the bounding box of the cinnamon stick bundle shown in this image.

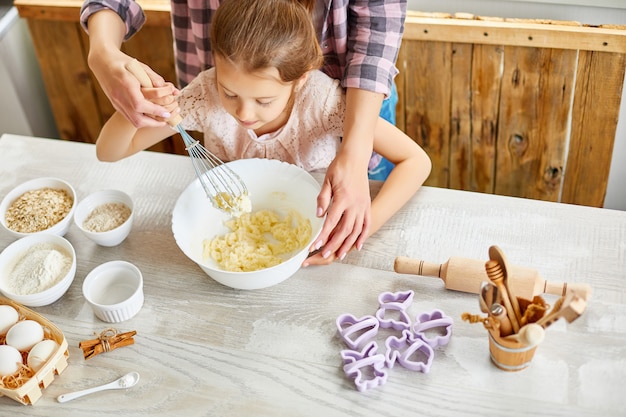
[79,328,137,360]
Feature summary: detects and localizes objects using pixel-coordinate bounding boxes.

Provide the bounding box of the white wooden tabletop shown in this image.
[0,134,624,417]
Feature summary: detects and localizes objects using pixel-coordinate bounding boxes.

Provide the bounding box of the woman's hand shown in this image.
[86,10,175,128]
[89,51,176,127]
[305,150,371,266]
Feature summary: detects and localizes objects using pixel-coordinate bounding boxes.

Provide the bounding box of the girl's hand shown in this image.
[138,81,181,123]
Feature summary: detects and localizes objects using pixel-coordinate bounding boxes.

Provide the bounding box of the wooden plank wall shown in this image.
[15,3,626,207]
[397,12,626,207]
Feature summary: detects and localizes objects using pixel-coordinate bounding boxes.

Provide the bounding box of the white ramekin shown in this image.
[82,261,144,323]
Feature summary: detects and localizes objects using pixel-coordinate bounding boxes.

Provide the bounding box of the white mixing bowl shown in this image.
[172,158,323,290]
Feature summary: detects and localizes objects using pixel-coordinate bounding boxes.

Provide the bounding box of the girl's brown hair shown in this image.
[211,0,324,83]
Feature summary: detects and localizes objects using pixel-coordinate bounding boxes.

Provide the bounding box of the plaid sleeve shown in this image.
[343,0,407,96]
[80,0,146,40]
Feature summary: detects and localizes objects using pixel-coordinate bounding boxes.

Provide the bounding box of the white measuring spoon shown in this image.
[57,371,140,403]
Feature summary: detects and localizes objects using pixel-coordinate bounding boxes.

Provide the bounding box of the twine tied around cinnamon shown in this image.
[79,328,137,360]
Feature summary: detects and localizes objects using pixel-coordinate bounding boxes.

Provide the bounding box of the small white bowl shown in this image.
[74,190,134,247]
[0,177,76,239]
[172,158,323,290]
[0,234,76,307]
[82,261,144,323]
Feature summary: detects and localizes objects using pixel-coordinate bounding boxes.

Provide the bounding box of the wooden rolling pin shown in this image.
[394,256,592,300]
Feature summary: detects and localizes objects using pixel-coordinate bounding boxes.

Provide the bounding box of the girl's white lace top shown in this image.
[177,69,344,172]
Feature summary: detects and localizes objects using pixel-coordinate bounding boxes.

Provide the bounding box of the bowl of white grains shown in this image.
[73,189,134,247]
[0,234,76,307]
[0,177,76,239]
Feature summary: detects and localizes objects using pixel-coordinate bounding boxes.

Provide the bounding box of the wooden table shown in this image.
[1,134,624,416]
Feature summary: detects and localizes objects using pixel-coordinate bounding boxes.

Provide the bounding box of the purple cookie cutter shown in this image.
[375,290,414,330]
[378,290,414,310]
[412,309,453,348]
[384,329,434,373]
[341,342,388,392]
[336,290,452,391]
[336,313,379,350]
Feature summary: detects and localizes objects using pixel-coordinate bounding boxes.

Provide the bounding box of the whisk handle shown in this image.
[124,59,183,126]
[125,59,153,88]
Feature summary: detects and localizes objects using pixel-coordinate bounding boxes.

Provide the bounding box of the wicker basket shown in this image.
[0,296,69,405]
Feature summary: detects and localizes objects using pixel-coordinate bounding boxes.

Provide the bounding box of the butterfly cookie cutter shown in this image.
[413,309,454,348]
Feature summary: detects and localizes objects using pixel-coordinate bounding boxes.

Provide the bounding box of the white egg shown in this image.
[0,305,19,335]
[5,320,44,352]
[27,339,59,372]
[0,345,23,377]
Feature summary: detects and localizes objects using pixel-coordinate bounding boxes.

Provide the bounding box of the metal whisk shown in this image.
[125,60,249,215]
[174,124,249,214]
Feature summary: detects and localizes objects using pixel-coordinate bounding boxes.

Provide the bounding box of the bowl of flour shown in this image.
[0,234,76,307]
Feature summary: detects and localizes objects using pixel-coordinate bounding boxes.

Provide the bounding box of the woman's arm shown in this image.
[83,8,174,127]
[311,0,408,261]
[313,87,383,259]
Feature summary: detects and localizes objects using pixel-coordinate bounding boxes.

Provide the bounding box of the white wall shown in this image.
[409,0,626,210]
[0,8,58,138]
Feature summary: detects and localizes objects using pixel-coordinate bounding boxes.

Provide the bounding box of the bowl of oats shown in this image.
[172,158,324,290]
[0,177,76,239]
[73,189,134,247]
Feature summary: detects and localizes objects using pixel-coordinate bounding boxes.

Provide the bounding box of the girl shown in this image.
[95,0,431,266]
[82,0,406,269]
